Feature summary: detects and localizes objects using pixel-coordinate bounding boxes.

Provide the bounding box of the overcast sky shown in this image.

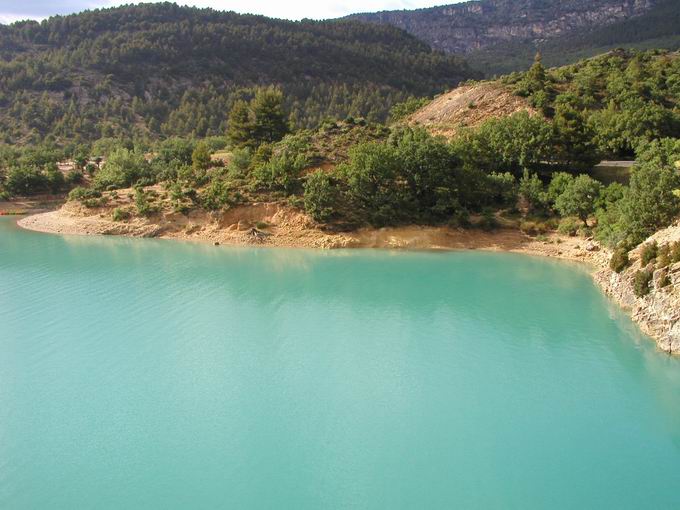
[0,0,454,23]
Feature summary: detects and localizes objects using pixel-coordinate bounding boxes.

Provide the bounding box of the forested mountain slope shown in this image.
[0,2,476,145]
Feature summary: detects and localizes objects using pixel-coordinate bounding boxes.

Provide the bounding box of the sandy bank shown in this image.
[17,202,601,262]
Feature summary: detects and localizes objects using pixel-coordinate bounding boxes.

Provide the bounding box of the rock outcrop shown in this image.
[594,223,680,353]
[350,0,656,55]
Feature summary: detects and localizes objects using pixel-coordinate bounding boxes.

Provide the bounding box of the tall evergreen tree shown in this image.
[227,100,254,148]
[251,87,290,146]
[192,142,211,171]
[526,52,547,89]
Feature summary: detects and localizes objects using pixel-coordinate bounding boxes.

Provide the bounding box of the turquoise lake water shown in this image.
[1,217,680,508]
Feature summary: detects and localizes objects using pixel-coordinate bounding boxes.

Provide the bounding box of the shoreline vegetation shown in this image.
[16,202,680,355]
[3,49,680,356]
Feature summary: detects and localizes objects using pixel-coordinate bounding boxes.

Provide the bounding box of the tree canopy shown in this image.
[0,2,476,145]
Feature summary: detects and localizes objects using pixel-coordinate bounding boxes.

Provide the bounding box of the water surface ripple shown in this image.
[1,218,680,509]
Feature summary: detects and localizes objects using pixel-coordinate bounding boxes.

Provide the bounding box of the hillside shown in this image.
[408,49,680,158]
[0,2,476,145]
[349,0,680,75]
[407,82,537,137]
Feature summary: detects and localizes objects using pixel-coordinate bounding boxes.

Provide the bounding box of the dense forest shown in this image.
[494,49,680,159]
[0,2,475,145]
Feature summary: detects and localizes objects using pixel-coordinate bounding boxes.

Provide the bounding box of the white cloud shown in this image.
[0,0,455,22]
[0,0,101,21]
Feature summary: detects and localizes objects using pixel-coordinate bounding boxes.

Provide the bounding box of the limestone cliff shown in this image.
[349,0,656,55]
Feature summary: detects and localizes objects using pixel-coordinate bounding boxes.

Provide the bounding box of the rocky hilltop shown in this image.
[350,0,656,55]
[407,82,537,137]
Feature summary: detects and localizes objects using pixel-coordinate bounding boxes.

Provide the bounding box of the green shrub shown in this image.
[68,186,101,202]
[554,174,602,226]
[609,247,630,273]
[633,269,653,297]
[594,202,626,248]
[252,148,308,194]
[192,142,212,172]
[200,179,233,211]
[449,209,471,228]
[287,195,305,210]
[520,220,550,236]
[557,217,580,236]
[112,207,131,222]
[671,241,680,263]
[94,148,151,190]
[156,137,195,166]
[5,165,52,195]
[166,182,192,214]
[519,170,548,213]
[657,244,672,268]
[66,170,84,186]
[303,170,338,223]
[640,241,658,266]
[68,186,87,201]
[578,225,593,238]
[134,188,158,217]
[227,148,252,179]
[547,172,574,205]
[389,97,430,121]
[172,201,190,214]
[602,140,680,246]
[658,270,672,289]
[83,196,108,208]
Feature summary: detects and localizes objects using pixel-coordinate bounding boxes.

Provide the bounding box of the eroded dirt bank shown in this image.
[17,199,598,257]
[17,202,680,354]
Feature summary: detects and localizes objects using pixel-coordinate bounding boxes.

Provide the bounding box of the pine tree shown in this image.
[526,52,546,89]
[226,100,254,148]
[251,87,289,146]
[192,142,211,171]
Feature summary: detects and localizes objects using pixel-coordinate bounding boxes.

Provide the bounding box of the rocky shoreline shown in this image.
[593,224,680,354]
[16,202,680,354]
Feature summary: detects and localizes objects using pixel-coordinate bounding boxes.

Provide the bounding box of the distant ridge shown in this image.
[348,0,680,74]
